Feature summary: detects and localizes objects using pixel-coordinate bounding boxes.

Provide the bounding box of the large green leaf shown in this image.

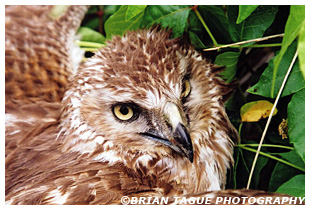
[298,21,305,78]
[228,5,278,42]
[141,5,191,38]
[125,5,147,20]
[247,42,304,98]
[269,150,304,191]
[272,6,305,96]
[276,174,305,197]
[104,5,144,39]
[214,51,240,82]
[236,5,259,24]
[77,27,105,43]
[288,88,305,161]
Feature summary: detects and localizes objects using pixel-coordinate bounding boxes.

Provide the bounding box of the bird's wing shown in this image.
[5,7,90,203]
[5,5,88,104]
[6,129,156,205]
[5,100,61,157]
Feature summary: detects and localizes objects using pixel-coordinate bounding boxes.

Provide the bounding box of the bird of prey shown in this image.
[5,5,293,205]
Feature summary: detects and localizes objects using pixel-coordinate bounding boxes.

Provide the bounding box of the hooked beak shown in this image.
[172,122,194,162]
[140,102,194,163]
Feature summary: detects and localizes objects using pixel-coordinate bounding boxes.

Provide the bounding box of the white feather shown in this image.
[93,150,122,164]
[45,187,72,204]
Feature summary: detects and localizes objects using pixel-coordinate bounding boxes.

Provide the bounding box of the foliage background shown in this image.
[77,5,305,197]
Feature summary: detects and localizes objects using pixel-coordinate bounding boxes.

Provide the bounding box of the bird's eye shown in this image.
[113,104,134,121]
[181,79,191,98]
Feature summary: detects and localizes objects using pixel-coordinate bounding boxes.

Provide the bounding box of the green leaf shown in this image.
[196,6,232,44]
[188,31,207,49]
[269,150,304,191]
[125,5,147,21]
[247,42,304,98]
[272,5,305,96]
[228,5,278,42]
[141,5,191,38]
[288,88,305,161]
[77,27,105,43]
[241,147,268,189]
[276,174,305,197]
[187,10,207,48]
[214,51,240,82]
[236,5,259,24]
[81,6,121,30]
[298,21,305,78]
[251,156,268,189]
[104,5,144,39]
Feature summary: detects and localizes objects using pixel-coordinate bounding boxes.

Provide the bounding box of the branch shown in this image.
[203,33,284,51]
[236,144,294,150]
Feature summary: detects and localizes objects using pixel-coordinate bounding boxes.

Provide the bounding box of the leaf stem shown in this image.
[239,145,304,172]
[238,123,243,144]
[217,43,282,49]
[204,33,284,51]
[246,49,299,189]
[75,40,105,48]
[233,149,240,189]
[193,6,218,46]
[98,5,104,34]
[80,48,100,52]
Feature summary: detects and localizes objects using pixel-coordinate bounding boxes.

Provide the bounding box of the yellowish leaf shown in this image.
[240,100,278,122]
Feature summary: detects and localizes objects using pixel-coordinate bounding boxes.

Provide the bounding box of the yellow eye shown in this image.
[113,105,134,121]
[181,79,191,98]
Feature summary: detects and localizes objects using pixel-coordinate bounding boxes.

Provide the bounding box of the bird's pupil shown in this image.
[182,83,186,93]
[120,106,129,115]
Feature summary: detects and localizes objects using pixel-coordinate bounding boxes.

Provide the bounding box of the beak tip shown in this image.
[174,123,194,163]
[188,153,194,163]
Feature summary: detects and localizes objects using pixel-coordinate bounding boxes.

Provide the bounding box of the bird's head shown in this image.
[60,27,237,192]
